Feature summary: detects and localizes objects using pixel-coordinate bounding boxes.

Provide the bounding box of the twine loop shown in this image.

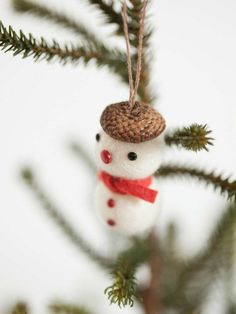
[121,0,148,109]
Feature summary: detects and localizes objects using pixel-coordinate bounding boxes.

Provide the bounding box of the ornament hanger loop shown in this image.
[121,0,148,109]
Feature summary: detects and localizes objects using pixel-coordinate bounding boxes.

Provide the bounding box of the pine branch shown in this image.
[161,204,236,311]
[227,304,236,314]
[85,0,122,27]
[11,303,28,314]
[70,141,96,173]
[50,303,91,314]
[105,238,150,307]
[140,232,163,314]
[158,165,236,201]
[12,0,98,43]
[105,257,137,307]
[165,124,214,152]
[0,21,127,80]
[20,167,112,269]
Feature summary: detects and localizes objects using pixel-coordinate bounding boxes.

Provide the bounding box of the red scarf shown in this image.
[98,171,158,203]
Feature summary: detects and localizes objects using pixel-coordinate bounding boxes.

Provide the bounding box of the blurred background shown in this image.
[0,0,236,313]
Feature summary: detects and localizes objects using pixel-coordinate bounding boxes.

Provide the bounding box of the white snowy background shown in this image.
[0,0,236,313]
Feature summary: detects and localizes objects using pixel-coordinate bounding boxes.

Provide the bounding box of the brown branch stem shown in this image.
[141,231,162,314]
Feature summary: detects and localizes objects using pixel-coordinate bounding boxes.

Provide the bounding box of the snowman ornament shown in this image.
[95,101,166,236]
[94,0,166,236]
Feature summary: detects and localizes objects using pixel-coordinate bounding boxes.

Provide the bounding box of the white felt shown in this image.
[94,131,166,235]
[95,130,165,179]
[95,179,161,236]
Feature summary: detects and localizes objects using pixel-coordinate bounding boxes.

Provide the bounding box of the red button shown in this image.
[107,219,116,226]
[101,150,112,164]
[107,198,115,208]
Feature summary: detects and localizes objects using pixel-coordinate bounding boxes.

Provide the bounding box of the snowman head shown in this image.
[96,101,166,179]
[95,130,165,179]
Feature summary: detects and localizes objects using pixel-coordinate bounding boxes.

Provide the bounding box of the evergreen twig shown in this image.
[158,165,236,201]
[165,124,214,152]
[20,167,112,269]
[70,142,96,173]
[50,303,91,314]
[11,303,28,314]
[12,0,98,43]
[173,204,236,305]
[160,204,236,311]
[0,21,127,80]
[85,0,122,27]
[105,238,150,307]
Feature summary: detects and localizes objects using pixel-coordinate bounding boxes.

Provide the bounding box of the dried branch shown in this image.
[158,165,236,201]
[20,167,112,269]
[50,303,91,314]
[165,124,214,152]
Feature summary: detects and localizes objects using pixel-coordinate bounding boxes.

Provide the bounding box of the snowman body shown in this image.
[95,129,165,236]
[95,179,160,235]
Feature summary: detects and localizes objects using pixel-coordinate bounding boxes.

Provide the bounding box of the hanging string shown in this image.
[130,0,148,107]
[121,0,149,109]
[121,0,134,105]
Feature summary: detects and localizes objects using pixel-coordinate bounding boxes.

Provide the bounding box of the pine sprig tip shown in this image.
[165,124,214,152]
[105,259,137,308]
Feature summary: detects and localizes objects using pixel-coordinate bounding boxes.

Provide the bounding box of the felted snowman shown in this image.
[95,101,166,236]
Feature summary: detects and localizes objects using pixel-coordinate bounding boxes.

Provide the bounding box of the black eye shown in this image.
[96,133,100,142]
[128,152,137,161]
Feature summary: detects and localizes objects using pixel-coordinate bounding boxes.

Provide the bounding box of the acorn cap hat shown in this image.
[100,101,166,143]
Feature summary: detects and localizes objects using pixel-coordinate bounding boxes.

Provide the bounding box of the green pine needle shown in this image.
[0,21,95,62]
[11,303,28,314]
[70,142,96,173]
[105,238,150,308]
[20,166,112,269]
[165,124,214,152]
[105,258,137,308]
[50,303,91,314]
[86,0,122,27]
[12,0,98,43]
[0,20,127,80]
[158,165,236,201]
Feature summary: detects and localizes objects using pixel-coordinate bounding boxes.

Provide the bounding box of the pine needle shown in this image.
[70,141,96,173]
[20,167,112,269]
[165,124,214,152]
[158,165,236,201]
[85,0,122,27]
[0,20,127,80]
[105,238,150,307]
[11,303,28,314]
[12,0,97,42]
[49,303,91,314]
